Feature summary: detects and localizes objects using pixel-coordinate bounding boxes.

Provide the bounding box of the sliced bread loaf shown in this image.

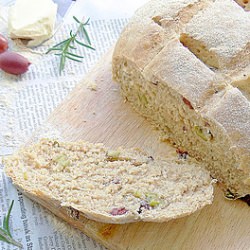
[4,138,213,224]
[112,0,250,197]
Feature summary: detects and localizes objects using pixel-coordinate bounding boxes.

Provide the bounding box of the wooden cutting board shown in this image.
[39,49,250,250]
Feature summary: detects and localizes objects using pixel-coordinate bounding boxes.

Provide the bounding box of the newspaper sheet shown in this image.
[0,0,147,249]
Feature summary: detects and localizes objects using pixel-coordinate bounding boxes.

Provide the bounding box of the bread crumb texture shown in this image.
[4,139,213,224]
[112,0,250,197]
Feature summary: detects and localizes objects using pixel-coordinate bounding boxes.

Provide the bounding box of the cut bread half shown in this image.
[112,0,250,197]
[4,139,213,224]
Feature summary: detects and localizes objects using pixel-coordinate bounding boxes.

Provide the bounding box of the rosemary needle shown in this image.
[0,200,23,248]
[46,16,95,74]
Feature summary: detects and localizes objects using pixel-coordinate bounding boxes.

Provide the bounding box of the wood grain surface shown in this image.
[39,49,250,250]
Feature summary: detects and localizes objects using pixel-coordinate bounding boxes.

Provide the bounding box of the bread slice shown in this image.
[4,138,213,224]
[112,0,250,197]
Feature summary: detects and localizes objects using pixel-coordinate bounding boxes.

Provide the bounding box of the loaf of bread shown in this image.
[4,139,213,224]
[112,0,250,197]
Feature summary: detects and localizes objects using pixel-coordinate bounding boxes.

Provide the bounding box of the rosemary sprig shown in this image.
[0,200,23,248]
[46,16,95,74]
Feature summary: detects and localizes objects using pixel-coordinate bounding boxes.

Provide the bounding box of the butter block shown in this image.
[8,0,57,47]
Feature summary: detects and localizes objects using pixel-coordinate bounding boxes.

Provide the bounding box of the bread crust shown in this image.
[181,0,250,69]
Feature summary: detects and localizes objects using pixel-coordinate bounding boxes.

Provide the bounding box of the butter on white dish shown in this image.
[8,0,58,47]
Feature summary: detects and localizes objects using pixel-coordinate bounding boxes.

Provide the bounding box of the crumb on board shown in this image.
[87,81,97,91]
